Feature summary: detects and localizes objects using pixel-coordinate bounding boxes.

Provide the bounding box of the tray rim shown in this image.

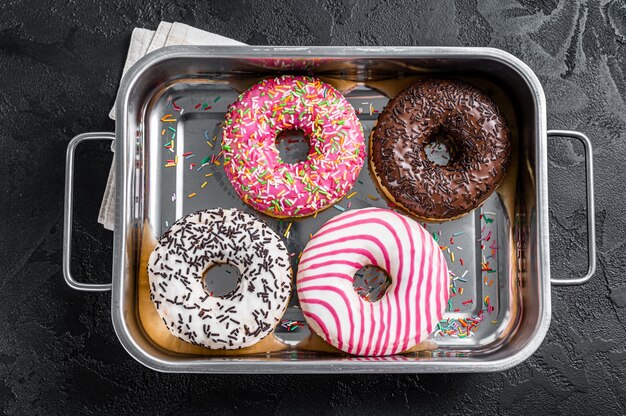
[111,45,550,373]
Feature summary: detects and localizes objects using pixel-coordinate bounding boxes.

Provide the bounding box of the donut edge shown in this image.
[367,116,509,223]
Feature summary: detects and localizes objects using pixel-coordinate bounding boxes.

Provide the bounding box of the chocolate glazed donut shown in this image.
[370,79,512,221]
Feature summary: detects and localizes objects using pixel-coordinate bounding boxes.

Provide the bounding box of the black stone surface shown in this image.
[1,0,625,414]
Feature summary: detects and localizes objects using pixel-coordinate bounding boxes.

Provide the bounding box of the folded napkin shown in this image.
[98,22,245,230]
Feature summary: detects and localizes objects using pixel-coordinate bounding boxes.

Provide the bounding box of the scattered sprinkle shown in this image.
[280,319,303,332]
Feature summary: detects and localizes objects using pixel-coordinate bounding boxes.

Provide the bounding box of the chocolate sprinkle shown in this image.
[371,78,512,220]
[147,208,292,350]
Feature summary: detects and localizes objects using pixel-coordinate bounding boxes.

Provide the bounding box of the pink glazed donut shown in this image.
[296,207,449,356]
[222,75,365,218]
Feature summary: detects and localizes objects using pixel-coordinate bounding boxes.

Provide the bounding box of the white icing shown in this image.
[148,208,292,349]
[296,207,449,356]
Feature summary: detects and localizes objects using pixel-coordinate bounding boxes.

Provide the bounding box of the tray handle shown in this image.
[63,132,115,292]
[547,130,596,286]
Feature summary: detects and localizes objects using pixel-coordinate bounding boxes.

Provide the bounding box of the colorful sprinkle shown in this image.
[280,319,303,331]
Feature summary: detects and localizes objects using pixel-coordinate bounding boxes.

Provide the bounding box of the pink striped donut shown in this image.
[296,207,449,356]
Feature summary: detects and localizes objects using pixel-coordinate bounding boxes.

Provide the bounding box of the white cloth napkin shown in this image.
[98,22,245,230]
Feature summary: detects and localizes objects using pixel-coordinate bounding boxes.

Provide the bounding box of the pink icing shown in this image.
[298,285,356,351]
[296,207,449,356]
[298,272,354,284]
[222,75,365,217]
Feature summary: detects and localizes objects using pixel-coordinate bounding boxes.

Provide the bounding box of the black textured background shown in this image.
[1,0,625,414]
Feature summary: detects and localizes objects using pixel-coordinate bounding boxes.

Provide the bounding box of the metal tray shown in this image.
[63,46,596,373]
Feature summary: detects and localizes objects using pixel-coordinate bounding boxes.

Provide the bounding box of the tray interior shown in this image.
[115,49,547,371]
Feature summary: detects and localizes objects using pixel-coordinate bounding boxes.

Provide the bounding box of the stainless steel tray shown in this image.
[63,46,596,373]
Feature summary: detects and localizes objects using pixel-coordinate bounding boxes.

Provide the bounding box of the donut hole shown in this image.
[202,263,241,297]
[275,129,311,164]
[353,265,392,302]
[424,129,459,166]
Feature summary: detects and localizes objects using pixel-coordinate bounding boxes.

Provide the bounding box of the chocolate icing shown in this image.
[371,79,511,220]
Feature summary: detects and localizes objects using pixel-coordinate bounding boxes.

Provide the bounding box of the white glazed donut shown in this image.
[296,207,449,356]
[148,208,292,349]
